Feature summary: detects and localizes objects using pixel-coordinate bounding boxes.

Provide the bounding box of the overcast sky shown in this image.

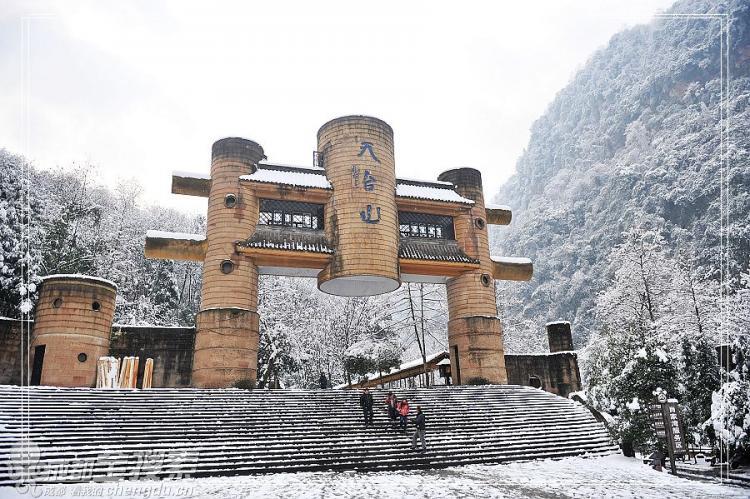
[1,0,675,214]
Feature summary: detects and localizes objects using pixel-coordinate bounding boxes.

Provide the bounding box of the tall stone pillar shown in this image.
[438,168,507,384]
[30,275,117,387]
[192,138,265,388]
[546,321,574,353]
[317,116,401,296]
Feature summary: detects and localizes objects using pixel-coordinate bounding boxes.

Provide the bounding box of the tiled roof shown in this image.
[241,226,333,254]
[241,228,477,264]
[399,238,479,264]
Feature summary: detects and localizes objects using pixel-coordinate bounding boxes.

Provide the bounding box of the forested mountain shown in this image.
[490,0,750,456]
[492,0,750,349]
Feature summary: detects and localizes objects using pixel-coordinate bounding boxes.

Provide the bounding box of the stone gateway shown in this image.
[146,115,533,387]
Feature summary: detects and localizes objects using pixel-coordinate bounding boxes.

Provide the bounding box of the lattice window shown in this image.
[259,199,324,230]
[398,212,455,240]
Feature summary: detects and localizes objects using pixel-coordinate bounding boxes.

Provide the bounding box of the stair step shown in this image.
[0,385,616,485]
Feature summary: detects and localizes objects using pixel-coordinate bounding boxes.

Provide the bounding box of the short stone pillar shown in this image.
[546,321,573,352]
[439,168,507,385]
[193,137,265,388]
[30,275,117,387]
[317,116,401,296]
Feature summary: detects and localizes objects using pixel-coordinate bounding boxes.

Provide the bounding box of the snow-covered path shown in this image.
[3,454,746,498]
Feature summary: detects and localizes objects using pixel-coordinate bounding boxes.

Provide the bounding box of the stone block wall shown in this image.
[504,352,581,397]
[110,326,195,388]
[0,318,195,388]
[0,318,24,385]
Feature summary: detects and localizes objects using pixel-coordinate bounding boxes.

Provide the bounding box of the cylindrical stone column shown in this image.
[193,137,265,388]
[546,321,573,352]
[317,116,400,296]
[30,275,117,387]
[438,168,507,384]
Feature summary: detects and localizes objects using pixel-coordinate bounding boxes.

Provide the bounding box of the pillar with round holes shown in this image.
[317,116,401,296]
[30,275,117,387]
[193,138,265,388]
[438,168,507,384]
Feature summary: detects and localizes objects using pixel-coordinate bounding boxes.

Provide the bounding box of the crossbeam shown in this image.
[171,172,211,197]
[485,204,512,225]
[491,256,534,281]
[145,232,532,283]
[144,231,207,262]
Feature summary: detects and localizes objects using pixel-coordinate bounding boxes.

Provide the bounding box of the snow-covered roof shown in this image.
[400,239,478,264]
[545,320,571,327]
[491,256,533,265]
[172,170,210,180]
[396,176,454,187]
[41,274,117,289]
[241,169,332,190]
[146,230,206,242]
[336,351,449,388]
[396,183,474,204]
[242,226,333,254]
[485,203,511,211]
[260,161,324,172]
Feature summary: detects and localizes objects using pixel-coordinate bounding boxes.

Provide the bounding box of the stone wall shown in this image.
[0,318,25,385]
[110,326,195,388]
[504,352,581,397]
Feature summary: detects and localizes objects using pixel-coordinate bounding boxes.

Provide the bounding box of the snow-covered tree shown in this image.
[608,346,679,455]
[679,337,720,446]
[0,150,42,317]
[709,267,750,461]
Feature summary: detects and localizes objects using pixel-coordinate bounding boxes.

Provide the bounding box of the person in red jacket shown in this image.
[397,398,410,432]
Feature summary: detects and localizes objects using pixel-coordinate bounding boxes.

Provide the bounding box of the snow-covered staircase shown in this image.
[0,385,616,485]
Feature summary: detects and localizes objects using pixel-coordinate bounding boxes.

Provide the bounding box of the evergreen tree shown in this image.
[680,337,720,447]
[609,346,679,455]
[0,150,42,317]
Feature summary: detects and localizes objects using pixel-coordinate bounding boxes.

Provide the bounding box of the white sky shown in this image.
[0,0,675,214]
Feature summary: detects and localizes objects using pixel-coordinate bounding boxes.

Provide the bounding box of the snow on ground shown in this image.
[2,455,745,499]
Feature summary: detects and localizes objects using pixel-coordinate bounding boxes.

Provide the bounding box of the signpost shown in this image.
[649,391,686,474]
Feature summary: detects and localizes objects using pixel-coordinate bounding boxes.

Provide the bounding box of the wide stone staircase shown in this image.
[0,385,617,485]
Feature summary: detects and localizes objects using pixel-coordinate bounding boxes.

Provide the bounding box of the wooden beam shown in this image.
[240,180,332,204]
[491,257,533,281]
[145,232,207,262]
[399,259,480,277]
[236,246,332,269]
[485,206,512,225]
[172,173,211,197]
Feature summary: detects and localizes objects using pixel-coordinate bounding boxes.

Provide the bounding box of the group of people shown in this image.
[358,388,426,452]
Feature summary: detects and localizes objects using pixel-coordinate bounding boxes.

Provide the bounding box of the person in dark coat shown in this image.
[319,372,328,390]
[411,406,426,452]
[384,392,397,425]
[359,388,374,426]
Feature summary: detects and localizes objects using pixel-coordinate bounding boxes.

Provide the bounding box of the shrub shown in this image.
[466,377,491,385]
[233,378,256,390]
